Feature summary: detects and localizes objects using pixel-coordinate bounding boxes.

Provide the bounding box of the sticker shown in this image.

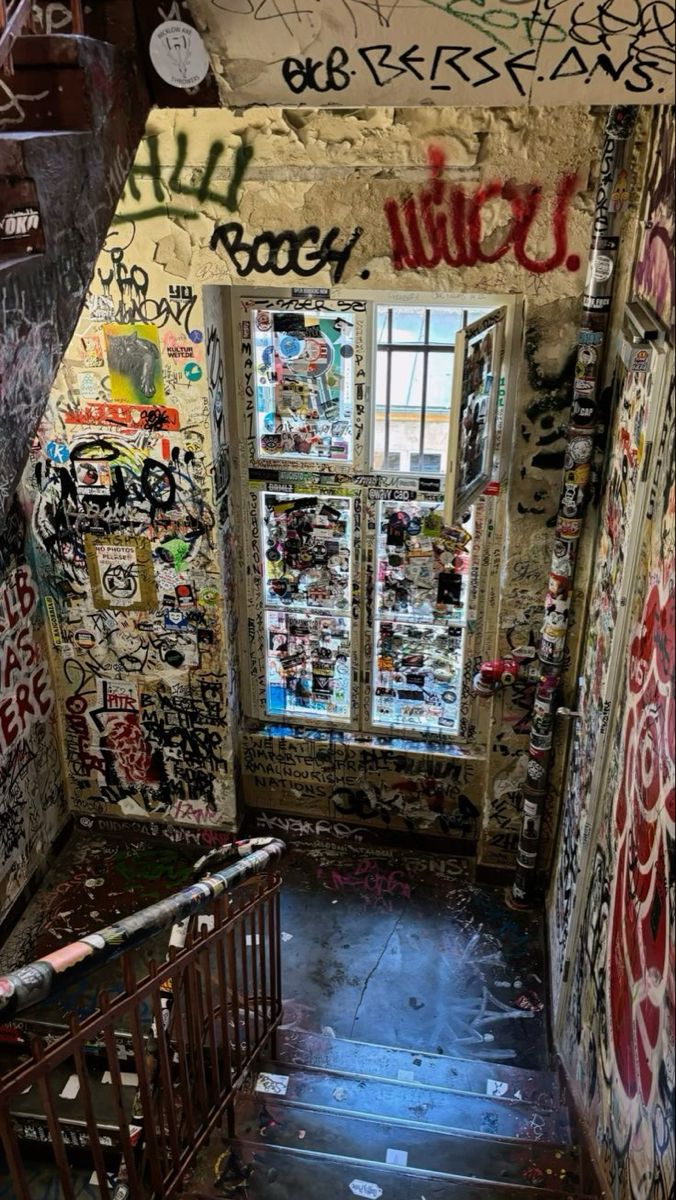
[84,535,158,612]
[183,361,203,382]
[101,1071,139,1087]
[149,21,209,89]
[60,1075,81,1100]
[64,401,180,431]
[45,440,70,464]
[385,1149,408,1166]
[586,253,614,285]
[43,596,63,648]
[255,1072,289,1096]
[73,629,96,651]
[486,1079,509,1097]
[103,322,165,405]
[189,329,203,343]
[349,1184,383,1198]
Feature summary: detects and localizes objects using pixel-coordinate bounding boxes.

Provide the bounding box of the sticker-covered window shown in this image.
[372,501,472,735]
[251,308,355,462]
[261,492,353,720]
[236,292,513,742]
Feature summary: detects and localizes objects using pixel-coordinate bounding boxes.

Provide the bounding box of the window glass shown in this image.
[372,621,464,734]
[375,499,469,622]
[429,308,463,344]
[373,306,468,477]
[261,493,351,613]
[252,309,354,462]
[457,324,495,499]
[266,612,351,719]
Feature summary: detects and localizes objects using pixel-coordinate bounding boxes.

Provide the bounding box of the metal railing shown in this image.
[0,837,286,1199]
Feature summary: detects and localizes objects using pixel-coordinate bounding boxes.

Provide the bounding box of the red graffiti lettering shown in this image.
[384,147,581,276]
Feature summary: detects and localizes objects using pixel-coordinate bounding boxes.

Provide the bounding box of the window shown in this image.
[234,294,512,742]
[409,452,442,474]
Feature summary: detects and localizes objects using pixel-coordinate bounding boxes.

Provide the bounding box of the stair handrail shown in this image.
[0,836,286,1019]
[0,0,83,70]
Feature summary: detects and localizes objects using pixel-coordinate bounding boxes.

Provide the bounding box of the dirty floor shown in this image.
[0,832,550,1071]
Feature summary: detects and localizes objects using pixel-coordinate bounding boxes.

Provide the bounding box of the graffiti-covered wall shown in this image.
[21,105,643,856]
[550,105,674,1200]
[0,499,67,924]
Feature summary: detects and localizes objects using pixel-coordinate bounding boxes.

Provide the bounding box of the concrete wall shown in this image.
[550,105,674,1200]
[0,497,68,925]
[21,104,645,871]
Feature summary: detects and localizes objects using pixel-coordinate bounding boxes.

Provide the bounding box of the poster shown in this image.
[252,309,354,462]
[84,535,158,611]
[103,322,165,405]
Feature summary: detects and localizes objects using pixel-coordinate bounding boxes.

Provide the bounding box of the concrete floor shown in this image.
[1,832,550,1071]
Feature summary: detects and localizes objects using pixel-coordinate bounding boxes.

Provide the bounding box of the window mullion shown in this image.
[418,309,431,461]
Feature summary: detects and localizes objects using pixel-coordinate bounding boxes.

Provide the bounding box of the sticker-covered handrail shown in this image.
[0,837,286,1019]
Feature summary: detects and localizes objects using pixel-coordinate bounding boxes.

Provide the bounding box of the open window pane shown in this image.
[372,620,464,734]
[266,611,351,719]
[444,307,506,524]
[262,492,351,613]
[252,308,354,462]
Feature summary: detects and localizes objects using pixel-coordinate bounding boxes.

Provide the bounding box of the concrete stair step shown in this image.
[236,1091,581,1192]
[251,1060,570,1145]
[183,1142,596,1199]
[278,1029,563,1109]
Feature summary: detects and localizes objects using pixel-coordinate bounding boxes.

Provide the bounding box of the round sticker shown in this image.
[184,361,202,382]
[188,329,203,344]
[46,441,70,464]
[279,335,302,359]
[149,21,209,89]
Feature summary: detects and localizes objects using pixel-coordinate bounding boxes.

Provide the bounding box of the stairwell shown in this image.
[0,832,602,1199]
[0,1,150,521]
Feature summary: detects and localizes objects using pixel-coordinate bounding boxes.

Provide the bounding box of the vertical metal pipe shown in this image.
[512,105,638,905]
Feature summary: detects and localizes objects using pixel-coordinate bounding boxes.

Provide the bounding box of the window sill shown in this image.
[241,719,487,761]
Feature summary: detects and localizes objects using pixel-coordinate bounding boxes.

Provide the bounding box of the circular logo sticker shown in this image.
[46,441,70,464]
[149,21,209,89]
[184,361,203,382]
[188,329,203,344]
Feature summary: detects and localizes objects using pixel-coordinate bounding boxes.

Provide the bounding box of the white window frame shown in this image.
[227,287,522,750]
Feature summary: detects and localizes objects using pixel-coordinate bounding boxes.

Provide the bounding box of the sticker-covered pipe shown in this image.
[511,105,638,904]
[0,838,286,1019]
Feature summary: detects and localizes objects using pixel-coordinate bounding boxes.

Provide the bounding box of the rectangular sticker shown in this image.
[59,1075,81,1100]
[255,1072,289,1096]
